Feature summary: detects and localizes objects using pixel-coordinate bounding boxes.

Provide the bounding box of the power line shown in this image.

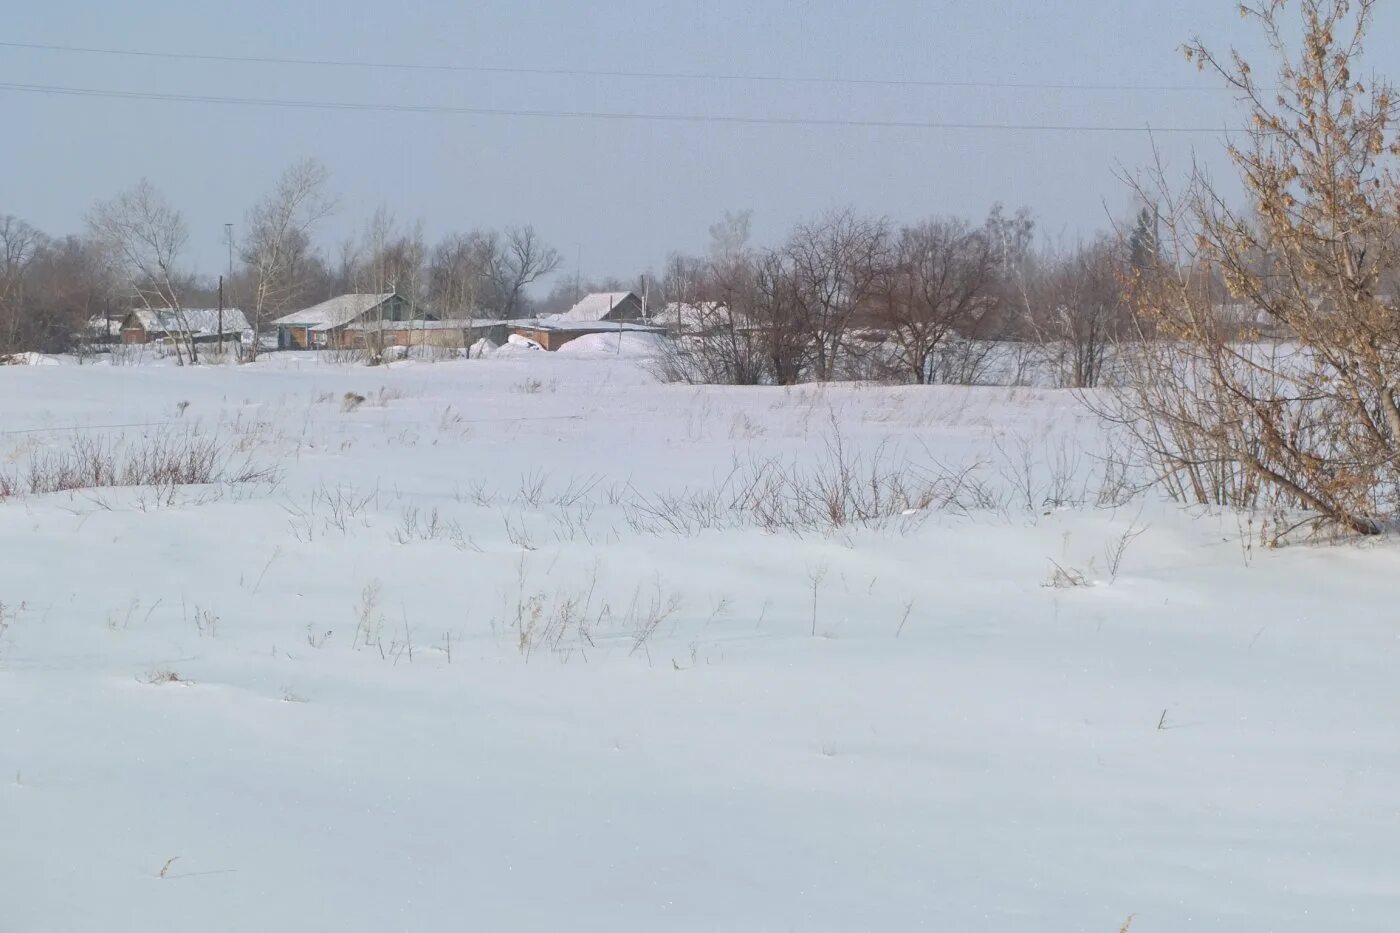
[0,39,1233,94]
[0,81,1240,133]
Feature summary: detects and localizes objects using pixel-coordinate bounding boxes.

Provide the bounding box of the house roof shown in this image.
[652,301,729,328]
[343,318,502,332]
[126,308,251,337]
[271,293,398,331]
[553,291,640,323]
[518,320,665,335]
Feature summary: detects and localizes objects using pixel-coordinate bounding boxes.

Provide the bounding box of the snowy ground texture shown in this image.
[2,349,1398,932]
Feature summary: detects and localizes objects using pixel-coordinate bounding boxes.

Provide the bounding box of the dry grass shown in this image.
[139,667,190,686]
[0,429,278,500]
[1043,559,1092,589]
[622,435,997,537]
[502,562,683,664]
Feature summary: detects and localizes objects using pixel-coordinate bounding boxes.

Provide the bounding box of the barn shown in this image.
[119,308,251,347]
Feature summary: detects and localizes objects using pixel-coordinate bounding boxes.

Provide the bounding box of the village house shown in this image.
[119,307,251,347]
[510,291,662,351]
[271,293,422,350]
[651,301,739,335]
[83,314,122,345]
[341,318,513,350]
[553,291,646,324]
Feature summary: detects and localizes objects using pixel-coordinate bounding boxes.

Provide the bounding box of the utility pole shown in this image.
[223,223,234,352]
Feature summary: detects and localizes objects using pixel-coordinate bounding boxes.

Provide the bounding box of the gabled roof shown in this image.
[125,308,251,337]
[553,291,641,323]
[271,293,398,331]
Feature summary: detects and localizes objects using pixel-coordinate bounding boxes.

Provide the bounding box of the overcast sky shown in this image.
[5,1,1394,286]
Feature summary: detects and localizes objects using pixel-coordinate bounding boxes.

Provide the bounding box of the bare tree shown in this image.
[1025,238,1129,388]
[785,210,889,382]
[0,215,45,354]
[709,210,753,264]
[87,180,197,363]
[482,226,561,319]
[658,252,708,316]
[241,158,335,359]
[653,212,773,385]
[874,218,997,384]
[346,209,427,358]
[751,249,810,385]
[428,232,492,319]
[33,235,116,356]
[1110,0,1400,535]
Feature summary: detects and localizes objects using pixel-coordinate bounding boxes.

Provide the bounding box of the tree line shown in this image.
[1,152,1160,381]
[0,160,564,361]
[652,206,1154,389]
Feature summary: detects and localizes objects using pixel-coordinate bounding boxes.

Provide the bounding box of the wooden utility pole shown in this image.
[224,223,234,355]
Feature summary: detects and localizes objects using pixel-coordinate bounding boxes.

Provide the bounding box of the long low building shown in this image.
[344,318,514,348]
[120,308,251,346]
[508,319,666,351]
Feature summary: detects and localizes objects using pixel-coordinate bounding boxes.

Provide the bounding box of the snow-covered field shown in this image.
[1,351,1397,932]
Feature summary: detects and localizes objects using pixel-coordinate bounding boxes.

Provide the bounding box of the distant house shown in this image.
[509,291,655,351]
[271,293,422,350]
[342,318,512,350]
[83,314,122,344]
[652,301,737,335]
[119,308,251,346]
[552,291,645,324]
[508,320,665,352]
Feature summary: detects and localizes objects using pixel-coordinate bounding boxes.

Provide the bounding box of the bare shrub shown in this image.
[623,428,997,537]
[1104,518,1149,583]
[326,346,373,366]
[284,483,376,542]
[341,391,366,412]
[516,378,543,394]
[1043,559,1092,589]
[5,429,277,498]
[1021,239,1132,389]
[927,337,1000,386]
[626,578,683,660]
[1103,0,1400,535]
[139,667,190,686]
[392,505,474,550]
[0,601,22,647]
[353,581,385,653]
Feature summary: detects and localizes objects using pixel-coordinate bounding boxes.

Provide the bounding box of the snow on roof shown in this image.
[271,293,397,331]
[651,301,728,328]
[343,318,503,332]
[523,320,665,334]
[128,308,251,337]
[552,292,640,323]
